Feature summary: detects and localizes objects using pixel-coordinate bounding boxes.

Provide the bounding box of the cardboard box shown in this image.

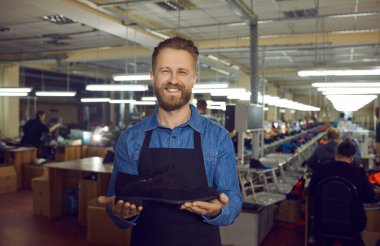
[375,143,380,156]
[78,179,98,225]
[87,199,131,246]
[221,204,275,246]
[365,209,380,232]
[362,230,380,246]
[0,165,17,194]
[275,199,303,223]
[23,164,48,190]
[32,176,50,217]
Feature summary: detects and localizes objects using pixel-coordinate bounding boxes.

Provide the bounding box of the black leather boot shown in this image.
[114,167,219,206]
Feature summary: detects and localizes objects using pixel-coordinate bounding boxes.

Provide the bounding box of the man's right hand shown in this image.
[97,196,143,219]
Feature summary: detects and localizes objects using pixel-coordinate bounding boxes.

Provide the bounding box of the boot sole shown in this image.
[115,194,219,206]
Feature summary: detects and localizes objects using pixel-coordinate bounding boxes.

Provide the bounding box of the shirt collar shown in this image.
[143,104,204,133]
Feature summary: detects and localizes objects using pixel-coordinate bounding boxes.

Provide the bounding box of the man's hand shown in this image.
[97,196,143,219]
[179,193,228,217]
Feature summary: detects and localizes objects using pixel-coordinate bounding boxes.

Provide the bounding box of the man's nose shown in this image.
[168,73,179,83]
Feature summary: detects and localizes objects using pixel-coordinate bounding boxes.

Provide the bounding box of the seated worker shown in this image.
[21,111,61,150]
[196,98,218,123]
[308,140,376,244]
[307,127,340,171]
[333,112,346,128]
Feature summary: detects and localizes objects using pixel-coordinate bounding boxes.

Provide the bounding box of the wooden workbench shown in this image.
[3,147,37,189]
[44,157,112,223]
[55,145,82,162]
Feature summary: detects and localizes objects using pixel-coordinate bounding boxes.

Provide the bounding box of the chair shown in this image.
[314,176,365,246]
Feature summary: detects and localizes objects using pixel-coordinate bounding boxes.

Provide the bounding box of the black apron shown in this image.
[131,129,221,246]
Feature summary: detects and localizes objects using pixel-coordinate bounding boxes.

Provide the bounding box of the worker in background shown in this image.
[196,98,218,123]
[21,111,61,148]
[307,127,340,171]
[333,112,346,128]
[98,37,242,246]
[308,140,376,245]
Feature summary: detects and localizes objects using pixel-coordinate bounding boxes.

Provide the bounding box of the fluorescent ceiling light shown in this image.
[227,91,251,100]
[0,87,32,93]
[312,82,380,87]
[262,95,320,111]
[209,67,230,76]
[194,83,229,89]
[141,97,157,101]
[206,100,226,107]
[326,95,377,112]
[327,12,377,18]
[109,99,136,104]
[298,69,380,77]
[132,101,156,105]
[207,55,219,61]
[145,29,170,39]
[219,59,231,66]
[321,88,380,95]
[331,29,378,34]
[81,98,110,103]
[36,91,76,97]
[226,22,246,27]
[42,15,76,25]
[210,88,246,96]
[207,105,226,111]
[231,65,240,71]
[0,92,28,96]
[86,84,149,91]
[113,74,150,81]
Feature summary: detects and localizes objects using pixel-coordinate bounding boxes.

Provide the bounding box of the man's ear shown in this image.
[192,72,199,87]
[149,71,154,86]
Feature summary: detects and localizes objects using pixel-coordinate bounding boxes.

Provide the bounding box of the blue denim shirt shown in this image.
[107,104,242,228]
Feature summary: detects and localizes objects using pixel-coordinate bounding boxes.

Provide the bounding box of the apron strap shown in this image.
[193,131,202,151]
[142,130,153,149]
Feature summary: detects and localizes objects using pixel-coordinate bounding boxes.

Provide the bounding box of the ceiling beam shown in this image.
[224,0,258,23]
[197,31,380,49]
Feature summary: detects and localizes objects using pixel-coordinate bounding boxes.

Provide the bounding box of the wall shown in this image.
[354,101,375,130]
[294,95,338,123]
[0,64,20,138]
[20,100,79,125]
[265,84,278,122]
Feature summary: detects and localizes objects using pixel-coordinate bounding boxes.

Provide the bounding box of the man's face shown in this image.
[40,114,46,123]
[151,48,198,111]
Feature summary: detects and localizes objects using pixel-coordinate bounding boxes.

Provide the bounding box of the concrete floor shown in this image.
[0,190,304,246]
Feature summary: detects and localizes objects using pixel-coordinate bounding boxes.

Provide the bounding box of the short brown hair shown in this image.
[337,139,356,157]
[152,37,199,70]
[327,127,339,140]
[196,98,207,110]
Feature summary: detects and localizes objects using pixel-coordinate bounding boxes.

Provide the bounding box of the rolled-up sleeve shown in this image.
[202,133,243,226]
[106,130,139,228]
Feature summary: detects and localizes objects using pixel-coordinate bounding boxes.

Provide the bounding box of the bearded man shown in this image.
[98,37,242,246]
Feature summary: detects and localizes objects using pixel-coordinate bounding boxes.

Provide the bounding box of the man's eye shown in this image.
[178,71,187,75]
[161,70,169,73]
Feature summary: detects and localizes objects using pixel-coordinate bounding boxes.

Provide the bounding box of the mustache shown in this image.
[162,82,185,90]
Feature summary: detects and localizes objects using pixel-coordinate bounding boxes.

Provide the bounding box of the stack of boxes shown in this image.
[0,165,17,194]
[31,176,50,216]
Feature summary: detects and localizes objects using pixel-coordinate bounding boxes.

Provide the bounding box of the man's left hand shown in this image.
[179,193,228,217]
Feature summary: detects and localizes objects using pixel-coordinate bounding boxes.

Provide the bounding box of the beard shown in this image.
[154,82,192,111]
